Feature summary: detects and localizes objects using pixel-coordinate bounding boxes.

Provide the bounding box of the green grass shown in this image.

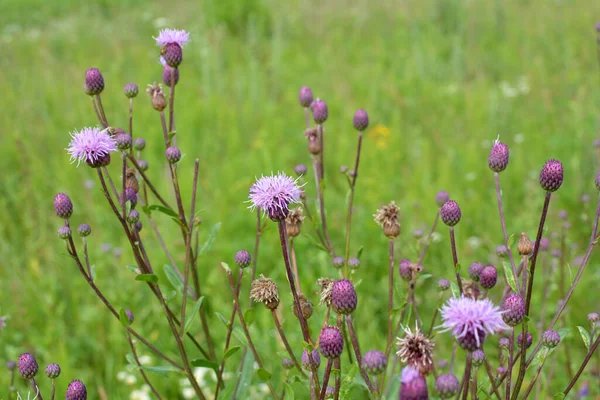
[2,0,600,397]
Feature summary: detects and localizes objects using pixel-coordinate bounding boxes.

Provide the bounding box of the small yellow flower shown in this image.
[367,123,391,149]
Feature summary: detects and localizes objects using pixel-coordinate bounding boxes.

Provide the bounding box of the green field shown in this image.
[2,0,600,398]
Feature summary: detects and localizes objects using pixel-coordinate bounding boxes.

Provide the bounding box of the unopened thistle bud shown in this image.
[319,326,344,359]
[468,262,484,281]
[399,259,412,282]
[435,190,450,207]
[124,83,139,98]
[293,293,313,320]
[162,42,183,68]
[542,330,561,348]
[165,146,182,163]
[121,187,138,208]
[146,82,167,111]
[539,159,564,192]
[471,349,486,367]
[353,109,369,131]
[285,208,305,237]
[373,201,401,238]
[45,363,61,379]
[332,257,345,269]
[501,293,525,326]
[294,164,308,176]
[305,128,321,154]
[134,221,143,232]
[18,353,38,379]
[488,141,509,173]
[58,225,72,240]
[127,209,140,224]
[331,279,357,314]
[479,265,498,289]
[298,86,314,107]
[162,65,180,86]
[517,332,533,349]
[77,224,92,237]
[66,379,87,400]
[435,373,460,399]
[362,350,387,375]
[54,193,73,219]
[133,138,146,151]
[440,200,461,226]
[438,279,450,291]
[6,360,15,370]
[234,250,252,268]
[115,133,132,151]
[84,68,104,95]
[250,276,279,310]
[517,233,533,256]
[137,160,149,171]
[311,99,328,124]
[125,309,135,324]
[588,312,599,323]
[496,245,509,258]
[301,349,321,370]
[348,257,360,270]
[282,358,294,370]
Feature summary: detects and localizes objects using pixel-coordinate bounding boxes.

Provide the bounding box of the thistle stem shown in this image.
[418,211,439,265]
[91,97,108,128]
[312,156,334,257]
[272,309,307,377]
[484,355,503,400]
[511,191,552,400]
[30,378,43,400]
[387,238,395,352]
[563,334,600,396]
[521,356,546,400]
[169,68,176,135]
[494,173,520,292]
[290,238,302,293]
[128,98,134,156]
[319,360,334,400]
[449,227,464,294]
[334,357,341,400]
[460,353,473,400]
[249,209,263,300]
[126,154,173,209]
[343,132,363,265]
[345,314,376,394]
[95,94,109,126]
[127,332,163,399]
[505,329,515,400]
[51,379,55,400]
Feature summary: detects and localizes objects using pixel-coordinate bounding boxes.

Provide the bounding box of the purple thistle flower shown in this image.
[298,86,314,107]
[66,379,87,400]
[331,279,357,314]
[46,363,61,379]
[18,353,38,379]
[294,164,308,176]
[319,326,344,359]
[353,109,369,131]
[362,350,387,375]
[84,68,104,95]
[588,313,599,323]
[438,279,450,291]
[435,190,450,207]
[501,293,525,326]
[235,250,252,268]
[468,262,484,281]
[123,83,139,98]
[54,193,73,219]
[542,330,561,348]
[517,332,533,349]
[311,99,328,124]
[154,29,190,47]
[539,159,564,192]
[162,64,180,86]
[67,127,117,167]
[435,373,460,399]
[440,200,461,226]
[347,257,360,270]
[332,256,345,269]
[495,244,509,258]
[439,296,509,351]
[479,265,498,289]
[165,146,182,163]
[488,140,510,173]
[301,349,321,370]
[472,349,486,367]
[6,360,16,370]
[248,173,302,221]
[399,366,428,400]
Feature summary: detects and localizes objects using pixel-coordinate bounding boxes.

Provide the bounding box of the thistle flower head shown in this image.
[501,293,525,326]
[285,207,305,237]
[294,164,308,176]
[127,209,140,224]
[54,193,73,219]
[248,173,302,221]
[66,379,87,400]
[332,256,345,269]
[146,82,167,111]
[438,279,450,291]
[58,225,72,240]
[362,350,387,375]
[45,363,61,379]
[250,275,279,310]
[539,159,564,192]
[18,353,38,379]
[396,324,434,375]
[435,373,460,399]
[353,109,369,131]
[115,133,132,151]
[518,233,533,256]
[331,279,357,314]
[162,64,180,86]
[588,312,599,323]
[234,250,252,268]
[472,349,486,367]
[165,146,182,163]
[479,265,498,289]
[468,262,484,281]
[123,83,139,98]
[134,138,146,151]
[319,326,344,359]
[67,127,117,167]
[517,332,533,349]
[154,29,190,47]
[496,244,509,257]
[305,127,321,154]
[373,201,401,238]
[301,349,321,370]
[348,257,360,270]
[84,68,104,95]
[311,98,328,123]
[488,140,510,173]
[298,86,314,107]
[435,190,450,207]
[440,200,461,226]
[399,366,428,400]
[542,330,561,348]
[439,296,509,351]
[317,277,334,306]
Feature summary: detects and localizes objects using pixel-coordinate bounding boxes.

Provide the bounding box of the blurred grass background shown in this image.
[1,0,600,398]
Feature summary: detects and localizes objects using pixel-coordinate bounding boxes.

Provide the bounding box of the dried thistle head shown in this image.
[396,324,435,375]
[250,275,279,310]
[373,201,401,238]
[293,293,313,320]
[317,277,335,306]
[146,82,167,111]
[304,127,321,154]
[517,232,533,256]
[286,207,305,237]
[463,281,481,300]
[125,168,139,193]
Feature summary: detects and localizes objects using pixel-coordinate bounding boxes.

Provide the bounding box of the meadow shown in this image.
[1,0,600,398]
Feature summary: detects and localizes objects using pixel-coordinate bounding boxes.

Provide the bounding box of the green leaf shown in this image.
[119,308,130,328]
[191,358,219,373]
[216,312,230,327]
[125,353,136,365]
[552,393,566,399]
[223,346,241,360]
[256,367,272,381]
[90,265,97,282]
[221,262,231,272]
[340,364,359,399]
[577,326,591,350]
[244,308,255,327]
[168,131,177,141]
[232,327,249,346]
[163,264,183,293]
[183,297,205,334]
[507,233,516,248]
[418,273,432,282]
[450,282,460,298]
[146,204,179,219]
[135,274,158,283]
[556,327,570,340]
[502,261,518,294]
[164,290,177,303]
[356,246,364,259]
[137,365,184,376]
[198,222,222,256]
[283,382,295,399]
[302,341,313,351]
[126,264,138,273]
[454,262,461,273]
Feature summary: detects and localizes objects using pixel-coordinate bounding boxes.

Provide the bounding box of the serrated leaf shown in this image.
[198,222,222,256]
[244,308,255,327]
[163,264,183,293]
[137,365,184,376]
[135,274,158,283]
[191,359,219,373]
[507,233,516,248]
[119,308,130,328]
[256,367,272,381]
[356,246,364,259]
[450,282,460,298]
[577,326,591,350]
[283,382,295,399]
[216,312,230,327]
[502,261,518,294]
[223,345,241,360]
[146,204,179,219]
[183,296,204,334]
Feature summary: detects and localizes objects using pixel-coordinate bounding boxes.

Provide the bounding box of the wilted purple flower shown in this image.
[66,379,87,400]
[542,330,560,348]
[84,68,104,95]
[154,29,190,47]
[248,173,302,221]
[46,363,61,379]
[301,349,321,370]
[501,293,525,326]
[124,83,139,98]
[235,250,252,268]
[539,159,564,192]
[468,262,484,281]
[298,86,313,107]
[353,109,369,131]
[435,190,450,207]
[435,373,460,399]
[331,279,357,314]
[362,350,387,375]
[67,127,117,167]
[439,296,509,351]
[162,64,180,86]
[396,324,434,375]
[319,326,344,359]
[440,200,461,226]
[18,353,38,379]
[488,141,510,172]
[399,366,428,400]
[54,193,73,219]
